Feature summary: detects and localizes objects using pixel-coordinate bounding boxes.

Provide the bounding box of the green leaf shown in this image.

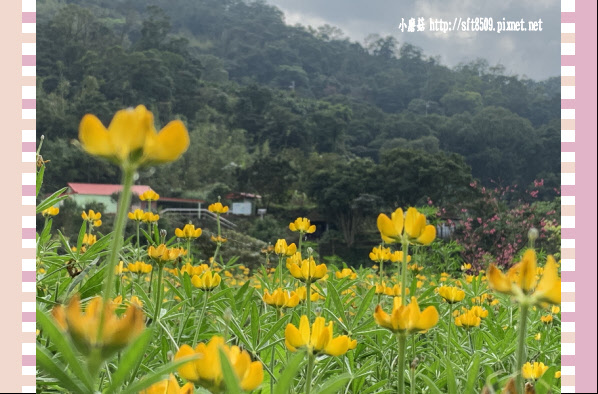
[76,221,87,253]
[327,283,347,325]
[36,306,94,391]
[120,355,198,394]
[273,351,305,394]
[534,366,556,394]
[218,347,242,394]
[36,344,88,394]
[313,373,352,394]
[104,329,154,394]
[37,187,69,214]
[36,164,45,198]
[465,352,481,394]
[351,286,376,330]
[250,302,259,347]
[419,374,443,394]
[66,262,104,300]
[257,315,289,352]
[446,357,458,394]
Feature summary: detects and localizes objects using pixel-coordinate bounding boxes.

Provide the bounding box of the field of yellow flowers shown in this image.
[36,106,562,394]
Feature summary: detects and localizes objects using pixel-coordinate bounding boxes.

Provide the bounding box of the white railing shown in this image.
[158,208,237,229]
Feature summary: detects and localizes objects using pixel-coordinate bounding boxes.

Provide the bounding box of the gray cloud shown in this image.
[265,0,560,80]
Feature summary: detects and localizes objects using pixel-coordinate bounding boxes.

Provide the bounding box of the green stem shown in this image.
[447,303,453,357]
[187,239,192,263]
[148,263,154,295]
[153,264,165,323]
[400,240,409,305]
[515,303,529,393]
[306,281,312,319]
[136,222,140,261]
[97,167,135,344]
[193,291,209,346]
[397,334,407,394]
[278,255,284,287]
[298,232,303,256]
[305,353,314,394]
[410,364,416,394]
[270,341,276,394]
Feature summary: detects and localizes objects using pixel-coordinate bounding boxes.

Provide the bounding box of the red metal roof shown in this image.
[67,183,153,196]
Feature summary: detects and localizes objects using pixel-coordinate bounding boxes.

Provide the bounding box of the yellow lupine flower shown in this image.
[208,202,229,214]
[51,295,144,358]
[114,261,127,275]
[295,286,324,302]
[437,286,465,304]
[335,268,357,280]
[287,255,327,283]
[79,105,189,168]
[289,217,316,233]
[128,261,153,274]
[377,207,436,245]
[175,224,202,239]
[374,297,439,334]
[83,233,97,246]
[285,316,352,356]
[534,333,542,341]
[148,244,181,265]
[461,263,472,271]
[263,288,300,309]
[175,336,263,391]
[551,306,560,314]
[82,209,101,222]
[41,206,59,217]
[369,246,391,262]
[389,251,412,263]
[469,306,488,318]
[128,209,145,221]
[210,235,227,243]
[555,371,561,379]
[454,310,481,328]
[191,270,221,291]
[488,250,561,305]
[274,239,297,256]
[540,314,553,324]
[139,190,160,202]
[142,212,160,223]
[93,220,102,227]
[140,374,194,394]
[521,361,549,380]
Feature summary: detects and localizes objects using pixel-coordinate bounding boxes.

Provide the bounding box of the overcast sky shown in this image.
[264,0,560,81]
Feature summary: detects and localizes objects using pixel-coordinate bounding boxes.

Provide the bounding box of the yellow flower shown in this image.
[83,233,97,246]
[374,282,409,297]
[287,255,327,283]
[461,263,472,271]
[79,105,189,168]
[335,268,357,280]
[274,239,297,256]
[128,261,153,274]
[51,295,144,358]
[142,212,160,223]
[139,190,160,202]
[176,263,209,277]
[377,207,436,245]
[469,306,488,318]
[555,371,561,379]
[82,209,102,222]
[488,250,561,305]
[208,202,229,214]
[295,286,324,302]
[540,314,553,324]
[437,286,465,304]
[369,246,391,262]
[128,209,145,221]
[407,263,422,272]
[41,206,59,217]
[93,220,102,227]
[521,361,549,380]
[374,297,439,334]
[140,374,194,394]
[148,244,182,265]
[114,261,127,275]
[389,251,412,263]
[175,336,263,391]
[551,306,560,314]
[285,316,352,356]
[534,332,541,341]
[175,224,202,239]
[289,217,316,233]
[454,310,481,328]
[263,288,300,309]
[210,235,227,243]
[191,270,222,291]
